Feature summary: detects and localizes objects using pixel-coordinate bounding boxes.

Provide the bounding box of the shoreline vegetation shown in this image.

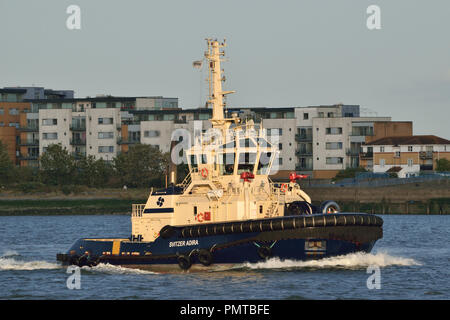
[0,180,449,215]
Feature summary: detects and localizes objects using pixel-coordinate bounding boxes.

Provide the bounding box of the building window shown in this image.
[318,112,324,118]
[9,108,19,115]
[43,132,58,140]
[327,112,334,118]
[408,146,413,152]
[144,130,160,138]
[278,143,282,150]
[98,132,114,139]
[380,146,385,152]
[325,142,343,150]
[267,128,282,136]
[98,146,114,153]
[380,159,385,167]
[98,117,113,125]
[395,151,401,158]
[42,119,57,126]
[325,127,342,135]
[303,113,309,120]
[8,122,19,128]
[326,157,343,164]
[0,108,3,115]
[408,159,413,167]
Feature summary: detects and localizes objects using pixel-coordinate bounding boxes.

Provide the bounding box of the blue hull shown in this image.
[57,213,383,271]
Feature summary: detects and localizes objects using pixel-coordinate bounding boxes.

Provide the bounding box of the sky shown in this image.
[0,0,449,138]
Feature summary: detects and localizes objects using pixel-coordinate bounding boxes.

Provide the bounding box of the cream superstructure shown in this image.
[131,39,312,242]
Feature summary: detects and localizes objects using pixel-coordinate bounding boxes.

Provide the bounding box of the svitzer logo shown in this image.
[157,197,164,207]
[195,212,211,222]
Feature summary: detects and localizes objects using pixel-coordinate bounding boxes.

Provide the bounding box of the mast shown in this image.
[204,38,235,129]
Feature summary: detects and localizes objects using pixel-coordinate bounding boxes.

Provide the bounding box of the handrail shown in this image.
[132,204,145,217]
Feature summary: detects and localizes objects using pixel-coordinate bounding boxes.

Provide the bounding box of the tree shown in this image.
[113,144,168,188]
[76,155,113,187]
[436,158,450,172]
[39,144,76,185]
[0,140,15,185]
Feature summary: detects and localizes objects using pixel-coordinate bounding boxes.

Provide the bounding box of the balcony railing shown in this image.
[117,138,140,145]
[18,139,39,146]
[18,153,39,160]
[295,164,313,171]
[346,149,360,156]
[419,151,433,160]
[70,138,86,145]
[360,151,373,159]
[295,149,313,156]
[71,151,86,159]
[18,125,39,132]
[295,134,312,142]
[70,124,86,131]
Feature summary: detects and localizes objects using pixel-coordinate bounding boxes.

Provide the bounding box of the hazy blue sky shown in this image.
[1,0,449,138]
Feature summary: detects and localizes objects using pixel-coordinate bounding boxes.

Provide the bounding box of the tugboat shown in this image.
[57,39,383,271]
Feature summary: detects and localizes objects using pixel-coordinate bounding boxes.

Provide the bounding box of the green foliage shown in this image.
[332,166,368,181]
[0,140,15,185]
[76,155,113,187]
[113,144,168,188]
[436,158,450,172]
[39,144,76,185]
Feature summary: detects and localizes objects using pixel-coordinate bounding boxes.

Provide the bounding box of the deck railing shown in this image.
[132,204,145,217]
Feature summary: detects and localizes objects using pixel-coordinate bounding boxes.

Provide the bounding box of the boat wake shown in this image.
[235,251,421,271]
[81,263,158,275]
[0,251,61,271]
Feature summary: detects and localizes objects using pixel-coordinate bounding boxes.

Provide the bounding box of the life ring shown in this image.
[177,254,192,270]
[197,249,213,266]
[201,168,208,178]
[280,183,288,193]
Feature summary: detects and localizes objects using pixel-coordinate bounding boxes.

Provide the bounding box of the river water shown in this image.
[0,214,448,299]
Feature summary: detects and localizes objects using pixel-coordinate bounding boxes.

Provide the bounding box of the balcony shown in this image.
[117,137,140,145]
[71,151,86,159]
[360,151,373,159]
[295,149,313,157]
[295,134,312,142]
[18,125,39,132]
[18,139,39,146]
[18,153,39,160]
[346,149,360,156]
[70,123,86,131]
[70,138,86,145]
[295,164,313,171]
[419,151,433,160]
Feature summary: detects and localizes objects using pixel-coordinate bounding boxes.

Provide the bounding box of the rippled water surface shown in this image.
[0,215,448,299]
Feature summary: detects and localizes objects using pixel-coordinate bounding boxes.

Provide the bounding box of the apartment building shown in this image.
[4,93,420,180]
[17,96,179,166]
[0,87,73,165]
[360,135,450,178]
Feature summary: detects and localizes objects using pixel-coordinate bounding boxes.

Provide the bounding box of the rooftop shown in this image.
[366,135,450,146]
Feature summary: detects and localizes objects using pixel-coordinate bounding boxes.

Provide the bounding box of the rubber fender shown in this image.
[320,201,341,214]
[177,254,192,270]
[197,249,213,266]
[257,246,272,260]
[160,225,176,239]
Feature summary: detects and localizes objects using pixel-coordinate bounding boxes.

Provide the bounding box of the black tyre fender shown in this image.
[177,254,192,270]
[320,201,340,214]
[160,225,176,239]
[257,246,272,260]
[197,249,213,266]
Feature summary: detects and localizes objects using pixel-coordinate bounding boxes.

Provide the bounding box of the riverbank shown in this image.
[0,180,449,215]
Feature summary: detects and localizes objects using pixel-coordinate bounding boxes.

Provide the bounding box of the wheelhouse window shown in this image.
[237,152,256,174]
[219,152,235,175]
